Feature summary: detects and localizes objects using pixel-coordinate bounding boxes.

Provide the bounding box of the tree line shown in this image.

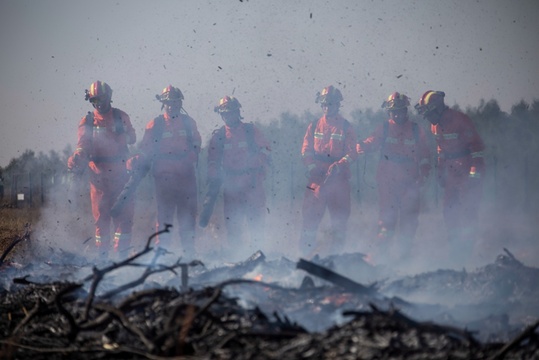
[1,98,538,213]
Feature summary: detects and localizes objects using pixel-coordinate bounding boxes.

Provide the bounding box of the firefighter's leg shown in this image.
[377,183,398,240]
[245,184,267,254]
[223,191,244,255]
[396,183,420,261]
[113,195,135,259]
[154,176,176,250]
[113,232,132,258]
[370,180,397,264]
[443,178,475,266]
[327,179,351,255]
[177,175,198,259]
[91,181,112,259]
[94,233,111,259]
[246,204,266,255]
[177,202,196,259]
[453,177,483,265]
[459,177,483,239]
[299,187,325,258]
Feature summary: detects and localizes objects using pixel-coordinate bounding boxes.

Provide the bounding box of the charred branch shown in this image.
[1,244,539,359]
[0,224,31,267]
[297,258,377,295]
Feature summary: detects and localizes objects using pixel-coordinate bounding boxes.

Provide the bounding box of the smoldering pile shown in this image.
[1,232,538,359]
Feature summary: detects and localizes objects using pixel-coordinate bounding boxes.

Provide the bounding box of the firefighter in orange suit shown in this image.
[134,85,201,258]
[67,81,136,259]
[415,90,485,255]
[357,92,431,262]
[300,85,358,257]
[206,96,271,258]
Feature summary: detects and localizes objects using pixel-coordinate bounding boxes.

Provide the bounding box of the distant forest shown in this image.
[1,98,538,214]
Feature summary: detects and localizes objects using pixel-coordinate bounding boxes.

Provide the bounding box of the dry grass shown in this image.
[0,205,41,261]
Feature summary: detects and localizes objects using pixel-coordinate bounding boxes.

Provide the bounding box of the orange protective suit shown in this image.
[138,113,201,256]
[431,108,485,243]
[207,122,271,252]
[300,114,358,256]
[68,107,136,257]
[359,119,431,257]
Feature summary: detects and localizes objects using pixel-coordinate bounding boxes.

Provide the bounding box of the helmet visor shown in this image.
[89,95,109,105]
[415,103,434,116]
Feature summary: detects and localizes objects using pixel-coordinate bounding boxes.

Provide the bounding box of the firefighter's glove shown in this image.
[327,162,341,176]
[468,166,481,179]
[327,158,348,176]
[127,154,150,176]
[67,152,86,175]
[469,155,485,179]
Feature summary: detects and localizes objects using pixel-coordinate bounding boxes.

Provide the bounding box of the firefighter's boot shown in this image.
[95,235,112,262]
[114,232,132,260]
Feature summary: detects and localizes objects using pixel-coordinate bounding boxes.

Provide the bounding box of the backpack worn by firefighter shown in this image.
[199,123,257,228]
[110,114,194,218]
[84,109,128,159]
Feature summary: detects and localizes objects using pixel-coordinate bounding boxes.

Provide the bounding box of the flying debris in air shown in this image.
[396,74,403,79]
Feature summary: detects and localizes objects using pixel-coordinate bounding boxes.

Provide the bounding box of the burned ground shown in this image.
[1,229,538,359]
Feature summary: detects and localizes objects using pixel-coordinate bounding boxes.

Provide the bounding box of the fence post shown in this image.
[523,153,529,211]
[11,174,17,206]
[28,172,33,206]
[41,172,45,204]
[290,162,294,207]
[355,157,361,203]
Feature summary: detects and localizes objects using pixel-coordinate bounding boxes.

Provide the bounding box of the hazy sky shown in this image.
[1,0,538,167]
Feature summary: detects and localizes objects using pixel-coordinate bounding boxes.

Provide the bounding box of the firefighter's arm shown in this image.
[469,155,485,179]
[207,131,223,179]
[301,123,316,174]
[464,115,486,178]
[436,149,446,187]
[418,126,432,184]
[328,123,358,175]
[68,117,92,174]
[122,112,137,145]
[191,118,202,163]
[254,127,272,168]
[126,153,150,177]
[358,123,384,154]
[67,149,87,175]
